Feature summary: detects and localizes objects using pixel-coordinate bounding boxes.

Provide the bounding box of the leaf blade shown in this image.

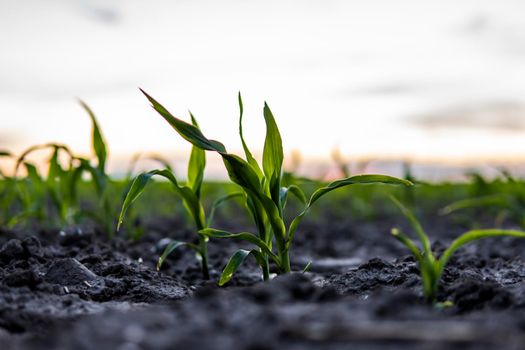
[287,175,412,247]
[439,229,525,272]
[140,89,226,152]
[187,113,206,197]
[262,102,284,207]
[157,240,200,271]
[199,228,279,263]
[79,100,107,173]
[118,169,205,231]
[218,249,268,286]
[389,195,431,255]
[238,92,263,178]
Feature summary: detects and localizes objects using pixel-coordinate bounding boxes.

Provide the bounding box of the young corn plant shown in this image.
[8,101,114,232]
[390,196,525,304]
[11,143,79,228]
[141,89,412,285]
[117,113,242,279]
[77,100,119,237]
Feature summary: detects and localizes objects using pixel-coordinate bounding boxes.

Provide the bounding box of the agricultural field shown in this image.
[2,93,525,350]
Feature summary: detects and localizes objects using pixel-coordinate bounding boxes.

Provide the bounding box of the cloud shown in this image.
[77,0,120,24]
[406,101,525,132]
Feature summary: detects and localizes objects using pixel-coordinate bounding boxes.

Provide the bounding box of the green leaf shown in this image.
[440,195,509,215]
[262,102,283,207]
[140,89,226,152]
[47,147,65,182]
[238,92,263,179]
[15,143,73,177]
[219,249,250,286]
[220,154,286,244]
[118,169,205,231]
[245,194,270,243]
[220,153,262,193]
[24,162,41,183]
[287,175,412,247]
[219,249,267,286]
[219,153,286,244]
[389,195,431,255]
[438,229,525,273]
[391,228,423,261]
[118,172,150,231]
[157,240,200,271]
[187,113,206,197]
[309,175,412,208]
[7,210,40,228]
[75,158,106,195]
[79,100,107,173]
[302,261,313,273]
[199,228,279,263]
[0,151,11,157]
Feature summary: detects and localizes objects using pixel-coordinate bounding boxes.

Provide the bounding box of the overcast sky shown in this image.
[2,0,525,175]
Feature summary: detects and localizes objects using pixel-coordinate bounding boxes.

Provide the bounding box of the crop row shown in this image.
[1,91,525,305]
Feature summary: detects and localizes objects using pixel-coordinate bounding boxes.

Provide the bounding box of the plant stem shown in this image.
[279,249,291,273]
[199,235,210,279]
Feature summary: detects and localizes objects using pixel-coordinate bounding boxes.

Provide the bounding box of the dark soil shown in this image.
[2,211,525,350]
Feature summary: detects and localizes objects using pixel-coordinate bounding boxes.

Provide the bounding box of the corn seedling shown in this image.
[76,100,118,236]
[117,113,243,279]
[10,143,79,228]
[7,101,115,233]
[390,196,525,304]
[141,89,412,285]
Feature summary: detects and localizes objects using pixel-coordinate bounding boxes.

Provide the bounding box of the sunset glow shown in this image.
[2,0,525,180]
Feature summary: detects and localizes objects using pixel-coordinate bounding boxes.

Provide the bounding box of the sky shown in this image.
[2,0,525,178]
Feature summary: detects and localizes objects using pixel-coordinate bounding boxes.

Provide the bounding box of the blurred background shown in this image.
[2,0,525,180]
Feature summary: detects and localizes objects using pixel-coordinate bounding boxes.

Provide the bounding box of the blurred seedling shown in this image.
[7,101,115,234]
[390,196,525,304]
[441,170,525,229]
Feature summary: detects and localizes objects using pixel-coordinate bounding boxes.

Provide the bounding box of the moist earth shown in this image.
[1,213,525,350]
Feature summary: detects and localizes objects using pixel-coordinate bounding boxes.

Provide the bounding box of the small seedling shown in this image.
[11,143,78,228]
[6,101,115,233]
[390,195,525,304]
[77,100,117,236]
[141,89,412,285]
